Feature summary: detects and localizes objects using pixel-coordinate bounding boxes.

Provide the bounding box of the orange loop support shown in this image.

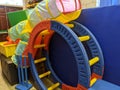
[62,84,88,90]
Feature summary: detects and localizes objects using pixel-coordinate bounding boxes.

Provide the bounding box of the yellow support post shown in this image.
[79,36,90,42]
[39,30,50,36]
[34,44,45,48]
[90,78,97,87]
[89,57,99,66]
[65,24,74,28]
[39,71,51,78]
[34,57,46,64]
[48,83,60,90]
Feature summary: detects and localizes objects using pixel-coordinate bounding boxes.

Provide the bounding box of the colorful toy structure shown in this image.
[4,0,120,90]
[8,0,81,65]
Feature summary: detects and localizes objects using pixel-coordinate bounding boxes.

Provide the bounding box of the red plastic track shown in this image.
[27,20,51,55]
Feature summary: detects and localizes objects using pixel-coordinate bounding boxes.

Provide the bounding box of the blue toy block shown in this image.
[15,83,32,90]
[89,80,120,90]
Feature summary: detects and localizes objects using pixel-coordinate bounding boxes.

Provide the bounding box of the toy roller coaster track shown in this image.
[27,20,104,90]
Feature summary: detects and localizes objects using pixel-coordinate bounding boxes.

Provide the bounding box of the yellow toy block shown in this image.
[0,42,16,57]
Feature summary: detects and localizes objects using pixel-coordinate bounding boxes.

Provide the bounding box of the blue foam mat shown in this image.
[76,5,120,86]
[89,80,120,90]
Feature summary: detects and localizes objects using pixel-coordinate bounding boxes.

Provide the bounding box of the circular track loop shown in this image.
[28,20,91,89]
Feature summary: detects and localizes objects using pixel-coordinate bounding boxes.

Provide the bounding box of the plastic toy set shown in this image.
[0,0,120,90]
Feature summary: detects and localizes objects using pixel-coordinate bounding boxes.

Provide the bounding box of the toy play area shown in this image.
[0,0,120,90]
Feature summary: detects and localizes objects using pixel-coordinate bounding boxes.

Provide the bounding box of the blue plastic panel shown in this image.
[28,53,47,90]
[76,5,120,86]
[89,80,120,90]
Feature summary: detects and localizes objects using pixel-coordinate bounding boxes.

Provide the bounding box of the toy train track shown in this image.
[26,20,104,90]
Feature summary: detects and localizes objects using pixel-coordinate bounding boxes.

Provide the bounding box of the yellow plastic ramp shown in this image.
[89,57,99,66]
[34,44,45,48]
[39,71,51,78]
[90,78,97,87]
[34,57,46,64]
[79,36,90,42]
[48,83,60,90]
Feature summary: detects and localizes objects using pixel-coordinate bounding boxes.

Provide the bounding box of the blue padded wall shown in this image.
[76,5,120,86]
